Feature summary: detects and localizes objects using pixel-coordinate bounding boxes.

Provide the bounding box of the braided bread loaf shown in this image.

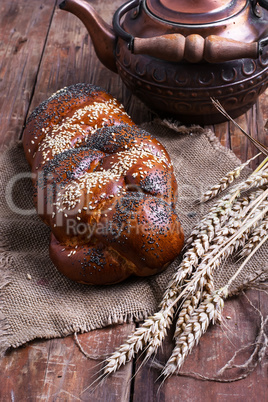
[23,83,184,285]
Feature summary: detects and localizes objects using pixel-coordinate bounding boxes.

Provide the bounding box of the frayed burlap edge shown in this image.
[153,119,244,166]
[6,310,151,354]
[0,241,12,357]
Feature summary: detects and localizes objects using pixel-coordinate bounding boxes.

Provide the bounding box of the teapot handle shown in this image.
[132,34,260,63]
[113,0,267,63]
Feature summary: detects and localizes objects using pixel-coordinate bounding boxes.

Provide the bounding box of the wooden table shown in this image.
[0,1,267,400]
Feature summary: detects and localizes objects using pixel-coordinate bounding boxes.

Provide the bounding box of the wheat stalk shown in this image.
[211,99,268,157]
[142,183,267,369]
[94,99,268,384]
[159,113,268,380]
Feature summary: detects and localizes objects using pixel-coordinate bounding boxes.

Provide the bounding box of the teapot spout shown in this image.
[59,0,117,73]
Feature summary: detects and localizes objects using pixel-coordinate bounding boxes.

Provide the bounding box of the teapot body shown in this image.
[60,0,268,124]
[115,0,268,123]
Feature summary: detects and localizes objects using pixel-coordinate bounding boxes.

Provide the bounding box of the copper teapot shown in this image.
[60,0,268,124]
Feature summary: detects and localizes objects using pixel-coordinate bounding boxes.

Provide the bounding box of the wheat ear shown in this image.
[163,188,267,313]
[213,189,268,252]
[187,168,268,248]
[161,291,224,380]
[165,203,268,320]
[187,189,263,254]
[238,217,268,258]
[173,290,204,338]
[229,188,265,218]
[103,245,214,377]
[186,195,233,247]
[102,308,175,376]
[199,153,261,203]
[99,153,267,382]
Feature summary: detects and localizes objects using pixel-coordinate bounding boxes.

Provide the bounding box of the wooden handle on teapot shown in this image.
[133,34,259,63]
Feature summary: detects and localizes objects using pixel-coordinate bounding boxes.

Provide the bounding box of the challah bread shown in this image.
[23,83,184,285]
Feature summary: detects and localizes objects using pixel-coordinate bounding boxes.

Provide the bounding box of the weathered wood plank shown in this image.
[0,0,57,149]
[0,323,135,401]
[133,289,268,402]
[212,121,231,150]
[212,90,268,169]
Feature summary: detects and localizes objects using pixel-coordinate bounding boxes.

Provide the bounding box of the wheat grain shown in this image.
[174,290,203,338]
[238,217,268,258]
[239,169,268,192]
[161,291,224,379]
[187,186,267,249]
[102,309,174,376]
[186,196,233,246]
[199,154,260,203]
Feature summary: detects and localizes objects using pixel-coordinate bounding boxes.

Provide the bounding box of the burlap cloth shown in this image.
[0,121,267,356]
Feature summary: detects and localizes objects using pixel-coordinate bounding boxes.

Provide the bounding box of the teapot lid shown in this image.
[145,0,247,24]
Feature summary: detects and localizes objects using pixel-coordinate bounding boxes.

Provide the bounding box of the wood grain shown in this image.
[213,90,268,169]
[0,323,135,401]
[0,0,57,150]
[133,289,268,402]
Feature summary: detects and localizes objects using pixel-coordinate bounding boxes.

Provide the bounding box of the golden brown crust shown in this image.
[23,83,184,285]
